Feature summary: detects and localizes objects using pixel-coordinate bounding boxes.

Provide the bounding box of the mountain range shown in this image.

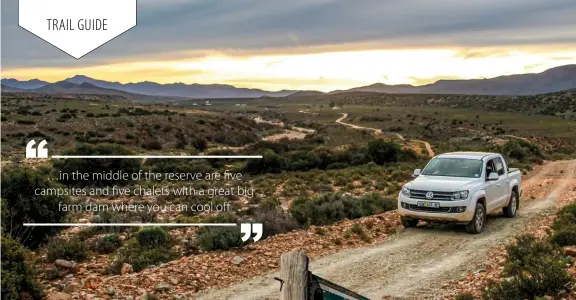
[2,64,576,98]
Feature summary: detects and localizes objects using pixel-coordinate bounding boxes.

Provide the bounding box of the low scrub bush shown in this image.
[197,227,243,251]
[142,140,163,150]
[1,235,43,300]
[367,139,401,165]
[501,140,544,163]
[552,203,576,231]
[108,227,178,273]
[253,208,300,239]
[550,203,576,246]
[196,213,244,251]
[1,168,69,248]
[46,237,88,262]
[455,293,474,300]
[16,119,36,125]
[483,234,571,299]
[550,228,576,247]
[243,140,418,175]
[136,227,171,248]
[290,192,396,226]
[89,234,122,254]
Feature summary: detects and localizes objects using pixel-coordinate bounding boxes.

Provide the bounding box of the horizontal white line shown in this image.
[23,223,238,227]
[51,155,262,159]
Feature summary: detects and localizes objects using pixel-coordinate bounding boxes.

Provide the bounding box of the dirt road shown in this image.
[195,160,576,300]
[210,116,315,151]
[336,113,435,157]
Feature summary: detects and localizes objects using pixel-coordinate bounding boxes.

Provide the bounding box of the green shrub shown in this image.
[367,139,401,165]
[53,143,141,186]
[549,203,576,246]
[136,227,171,248]
[1,168,70,248]
[16,119,36,125]
[46,237,88,262]
[253,208,299,239]
[501,140,543,163]
[351,224,363,235]
[455,292,475,300]
[142,140,163,150]
[197,227,243,251]
[244,149,286,174]
[191,137,208,151]
[108,239,179,273]
[483,234,571,299]
[90,234,122,254]
[552,203,576,231]
[290,192,395,226]
[195,213,244,251]
[1,235,43,300]
[550,226,576,247]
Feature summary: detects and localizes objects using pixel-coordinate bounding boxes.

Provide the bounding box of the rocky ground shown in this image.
[441,164,576,300]
[42,209,401,299]
[42,160,576,300]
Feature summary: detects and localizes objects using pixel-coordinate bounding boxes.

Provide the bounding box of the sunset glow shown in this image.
[3,47,576,92]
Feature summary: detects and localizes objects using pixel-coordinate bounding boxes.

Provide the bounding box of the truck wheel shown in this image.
[466,203,486,234]
[503,190,519,218]
[401,217,419,228]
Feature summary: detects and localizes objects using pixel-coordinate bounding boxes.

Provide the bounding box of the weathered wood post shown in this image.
[279,250,309,300]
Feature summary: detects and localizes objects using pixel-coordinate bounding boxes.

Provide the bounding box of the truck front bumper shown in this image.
[397,193,475,223]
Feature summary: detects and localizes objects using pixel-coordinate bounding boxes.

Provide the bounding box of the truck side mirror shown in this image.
[488,172,499,181]
[413,169,421,177]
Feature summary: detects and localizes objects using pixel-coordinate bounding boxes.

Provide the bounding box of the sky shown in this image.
[2,0,576,92]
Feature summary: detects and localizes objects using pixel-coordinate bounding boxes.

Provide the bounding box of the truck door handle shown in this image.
[497,184,501,187]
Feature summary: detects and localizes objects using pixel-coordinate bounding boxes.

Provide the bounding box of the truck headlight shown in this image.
[401,186,411,197]
[451,190,469,200]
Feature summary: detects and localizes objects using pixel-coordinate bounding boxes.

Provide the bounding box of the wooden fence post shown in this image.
[279,250,309,300]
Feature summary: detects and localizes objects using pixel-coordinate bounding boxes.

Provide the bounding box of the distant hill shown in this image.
[1,84,27,92]
[341,65,576,96]
[286,91,326,97]
[3,81,169,101]
[3,64,576,98]
[34,81,134,96]
[63,75,297,98]
[1,78,48,89]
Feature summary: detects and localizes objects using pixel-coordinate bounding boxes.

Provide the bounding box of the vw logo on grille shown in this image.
[425,191,434,199]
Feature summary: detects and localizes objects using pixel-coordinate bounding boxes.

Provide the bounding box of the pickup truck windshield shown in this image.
[421,158,483,178]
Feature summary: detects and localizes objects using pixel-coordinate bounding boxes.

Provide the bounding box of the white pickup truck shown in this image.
[397,152,522,234]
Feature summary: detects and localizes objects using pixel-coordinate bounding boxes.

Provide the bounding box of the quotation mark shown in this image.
[26,139,48,159]
[241,223,263,242]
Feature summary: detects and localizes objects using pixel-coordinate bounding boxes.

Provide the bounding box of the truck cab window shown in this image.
[486,160,496,179]
[494,158,505,176]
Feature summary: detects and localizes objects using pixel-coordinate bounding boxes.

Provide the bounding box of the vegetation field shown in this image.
[1,90,575,299]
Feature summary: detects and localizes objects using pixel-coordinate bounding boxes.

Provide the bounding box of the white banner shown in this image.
[19,0,137,59]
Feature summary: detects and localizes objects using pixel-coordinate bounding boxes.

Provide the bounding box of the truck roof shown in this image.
[437,152,499,160]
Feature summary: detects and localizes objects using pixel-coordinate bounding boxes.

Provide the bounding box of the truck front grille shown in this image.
[407,204,452,213]
[410,189,453,201]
